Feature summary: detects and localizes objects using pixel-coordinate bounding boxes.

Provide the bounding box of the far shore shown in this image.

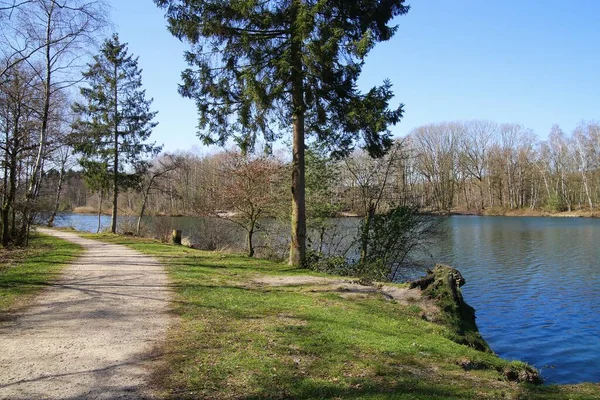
[450,207,600,219]
[71,206,600,220]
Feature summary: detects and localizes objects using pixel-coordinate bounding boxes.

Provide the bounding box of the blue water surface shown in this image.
[430,216,600,384]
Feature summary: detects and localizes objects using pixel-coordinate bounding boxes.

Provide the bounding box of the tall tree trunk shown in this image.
[1,157,8,246]
[487,175,494,207]
[360,203,376,264]
[97,189,103,233]
[582,171,593,210]
[110,63,119,234]
[478,177,485,210]
[2,133,16,246]
[289,1,306,266]
[462,177,470,210]
[47,161,66,227]
[136,178,154,236]
[21,3,54,245]
[1,155,15,246]
[247,224,255,258]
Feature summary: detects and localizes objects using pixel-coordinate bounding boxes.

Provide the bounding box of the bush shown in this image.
[305,206,439,284]
[358,205,439,282]
[544,193,567,212]
[304,250,354,276]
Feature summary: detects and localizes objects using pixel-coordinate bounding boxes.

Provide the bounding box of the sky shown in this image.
[107,0,600,154]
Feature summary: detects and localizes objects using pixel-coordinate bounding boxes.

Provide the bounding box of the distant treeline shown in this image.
[32,119,600,222]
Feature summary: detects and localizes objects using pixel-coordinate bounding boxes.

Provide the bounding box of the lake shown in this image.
[51,213,600,384]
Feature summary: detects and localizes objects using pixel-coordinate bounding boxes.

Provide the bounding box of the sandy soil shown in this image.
[0,229,172,400]
[252,275,428,306]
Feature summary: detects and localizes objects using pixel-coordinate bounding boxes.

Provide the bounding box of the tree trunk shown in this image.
[318,226,326,254]
[462,177,470,210]
[172,229,182,245]
[487,175,494,207]
[360,203,376,264]
[136,179,154,236]
[48,162,66,227]
[478,177,485,210]
[2,147,17,247]
[110,63,119,234]
[582,171,593,210]
[247,225,254,258]
[21,4,54,245]
[97,189,103,233]
[1,137,8,245]
[288,1,306,266]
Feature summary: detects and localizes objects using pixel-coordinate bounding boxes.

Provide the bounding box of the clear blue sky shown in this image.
[107,0,600,153]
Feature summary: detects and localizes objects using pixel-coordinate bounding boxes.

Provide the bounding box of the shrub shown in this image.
[358,205,440,282]
[304,250,354,276]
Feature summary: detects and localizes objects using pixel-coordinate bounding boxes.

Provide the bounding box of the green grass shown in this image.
[82,233,600,400]
[0,233,83,312]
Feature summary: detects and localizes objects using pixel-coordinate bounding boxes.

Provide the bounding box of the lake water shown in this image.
[51,213,600,384]
[429,216,600,385]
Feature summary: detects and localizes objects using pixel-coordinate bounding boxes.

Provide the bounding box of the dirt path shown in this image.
[0,229,172,400]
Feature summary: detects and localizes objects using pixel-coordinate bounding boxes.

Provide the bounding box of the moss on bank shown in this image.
[410,264,541,385]
[410,264,489,353]
[83,233,600,400]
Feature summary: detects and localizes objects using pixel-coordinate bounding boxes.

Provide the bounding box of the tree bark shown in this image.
[136,178,154,236]
[97,189,103,233]
[247,225,254,257]
[111,62,119,234]
[581,171,593,210]
[48,160,67,227]
[1,154,15,246]
[360,203,376,264]
[2,118,18,246]
[478,177,485,210]
[19,6,53,245]
[288,0,306,266]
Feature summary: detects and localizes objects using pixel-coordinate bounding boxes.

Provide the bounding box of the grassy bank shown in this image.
[83,233,599,399]
[0,233,83,313]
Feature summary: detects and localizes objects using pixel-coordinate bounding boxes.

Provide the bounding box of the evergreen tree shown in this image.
[155,0,408,265]
[72,33,160,233]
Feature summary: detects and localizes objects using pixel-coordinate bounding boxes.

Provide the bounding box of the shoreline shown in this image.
[449,208,600,219]
[71,206,600,220]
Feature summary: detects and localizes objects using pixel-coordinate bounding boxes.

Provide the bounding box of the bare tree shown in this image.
[343,141,406,263]
[573,121,598,210]
[0,1,39,80]
[46,135,74,226]
[136,154,183,235]
[410,123,459,211]
[459,120,498,210]
[547,125,574,211]
[5,0,108,242]
[0,61,39,246]
[215,152,284,257]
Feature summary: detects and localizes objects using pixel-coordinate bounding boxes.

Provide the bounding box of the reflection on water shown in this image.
[52,213,599,384]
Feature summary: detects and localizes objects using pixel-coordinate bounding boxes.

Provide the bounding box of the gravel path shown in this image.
[0,229,172,400]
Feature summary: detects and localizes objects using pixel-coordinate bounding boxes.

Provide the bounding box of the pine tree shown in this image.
[72,33,160,233]
[155,0,408,265]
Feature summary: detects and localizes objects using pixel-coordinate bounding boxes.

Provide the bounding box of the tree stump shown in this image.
[410,264,490,352]
[172,229,182,245]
